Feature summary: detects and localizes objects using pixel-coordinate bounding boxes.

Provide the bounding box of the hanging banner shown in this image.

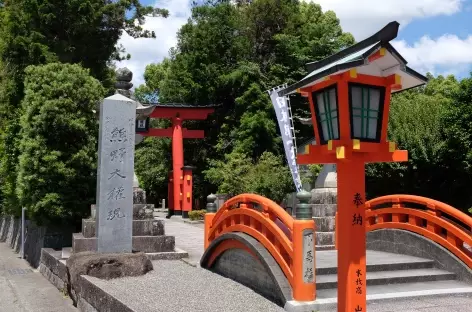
[269,86,303,192]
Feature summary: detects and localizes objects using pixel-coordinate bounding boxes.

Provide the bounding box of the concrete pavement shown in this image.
[154,212,205,266]
[0,243,76,312]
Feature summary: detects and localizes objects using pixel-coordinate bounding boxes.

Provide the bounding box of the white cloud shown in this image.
[309,0,472,77]
[115,0,192,87]
[116,0,471,89]
[310,0,464,40]
[392,35,472,76]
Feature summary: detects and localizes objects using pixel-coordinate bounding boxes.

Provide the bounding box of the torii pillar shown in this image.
[140,104,215,218]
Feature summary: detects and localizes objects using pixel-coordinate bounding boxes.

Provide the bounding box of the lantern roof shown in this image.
[278,21,428,97]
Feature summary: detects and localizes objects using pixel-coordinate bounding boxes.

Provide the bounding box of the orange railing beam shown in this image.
[203,191,316,302]
[361,194,472,269]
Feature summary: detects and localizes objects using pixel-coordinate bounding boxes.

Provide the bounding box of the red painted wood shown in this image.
[150,107,215,120]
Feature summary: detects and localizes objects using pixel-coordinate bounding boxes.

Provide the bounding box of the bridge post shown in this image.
[292,190,316,301]
[204,194,217,249]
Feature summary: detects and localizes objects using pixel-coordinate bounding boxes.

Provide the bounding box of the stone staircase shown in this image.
[70,188,188,260]
[314,250,472,307]
[312,199,336,251]
[310,164,337,251]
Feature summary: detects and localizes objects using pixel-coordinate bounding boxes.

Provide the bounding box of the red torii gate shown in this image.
[139,103,216,218]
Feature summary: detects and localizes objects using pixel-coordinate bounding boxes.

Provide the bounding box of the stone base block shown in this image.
[310,188,337,204]
[133,204,154,220]
[82,219,164,238]
[315,245,335,251]
[133,188,147,204]
[312,204,337,217]
[145,247,188,260]
[72,233,175,253]
[284,300,322,312]
[316,232,335,246]
[313,216,335,232]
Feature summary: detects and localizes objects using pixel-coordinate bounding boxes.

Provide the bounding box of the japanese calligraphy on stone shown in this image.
[96,95,136,253]
[104,122,133,221]
[302,229,315,283]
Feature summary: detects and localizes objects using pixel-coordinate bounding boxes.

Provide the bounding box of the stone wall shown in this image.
[201,232,292,307]
[40,248,136,312]
[0,215,75,268]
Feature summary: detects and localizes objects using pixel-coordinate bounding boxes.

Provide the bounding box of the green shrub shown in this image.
[189,210,207,221]
[16,63,104,226]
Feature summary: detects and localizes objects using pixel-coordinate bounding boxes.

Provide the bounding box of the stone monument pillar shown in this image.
[311,164,338,250]
[96,94,136,253]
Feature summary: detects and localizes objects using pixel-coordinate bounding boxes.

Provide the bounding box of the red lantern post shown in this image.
[278,21,427,311]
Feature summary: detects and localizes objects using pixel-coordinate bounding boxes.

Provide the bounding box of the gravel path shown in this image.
[88,260,285,312]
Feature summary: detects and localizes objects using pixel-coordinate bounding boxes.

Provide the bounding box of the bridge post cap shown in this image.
[296,190,312,220]
[296,190,312,203]
[207,193,217,202]
[206,193,217,213]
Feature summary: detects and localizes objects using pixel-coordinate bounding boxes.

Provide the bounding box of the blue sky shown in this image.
[119,0,472,87]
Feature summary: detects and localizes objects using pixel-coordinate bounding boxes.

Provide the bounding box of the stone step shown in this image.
[314,280,472,306]
[316,245,335,251]
[145,247,188,260]
[312,204,337,217]
[316,232,335,246]
[61,247,72,260]
[316,250,436,275]
[316,268,456,290]
[133,204,155,209]
[316,257,434,275]
[82,219,165,238]
[72,233,175,254]
[314,217,335,232]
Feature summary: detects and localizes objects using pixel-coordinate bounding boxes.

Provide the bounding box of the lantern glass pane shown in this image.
[350,85,383,141]
[315,87,339,142]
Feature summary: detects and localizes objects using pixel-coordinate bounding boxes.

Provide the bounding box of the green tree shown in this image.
[440,74,472,209]
[0,0,168,216]
[134,120,172,204]
[204,151,293,203]
[365,74,472,212]
[204,151,253,197]
[136,0,353,199]
[16,63,104,225]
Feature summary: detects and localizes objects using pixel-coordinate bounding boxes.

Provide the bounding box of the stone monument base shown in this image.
[66,251,152,306]
[71,198,188,260]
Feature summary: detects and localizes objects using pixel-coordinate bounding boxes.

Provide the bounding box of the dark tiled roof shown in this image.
[278,21,427,97]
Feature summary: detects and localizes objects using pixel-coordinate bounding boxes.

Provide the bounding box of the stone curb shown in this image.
[183,219,204,224]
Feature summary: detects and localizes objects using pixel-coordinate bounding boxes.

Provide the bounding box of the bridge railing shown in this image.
[336,194,472,269]
[203,192,316,301]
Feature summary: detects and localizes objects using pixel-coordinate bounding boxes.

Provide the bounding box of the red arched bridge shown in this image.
[200,193,472,306]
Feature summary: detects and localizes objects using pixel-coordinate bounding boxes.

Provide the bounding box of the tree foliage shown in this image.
[135,0,354,200]
[16,63,104,225]
[367,74,472,213]
[0,0,167,216]
[204,151,293,203]
[134,120,172,203]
